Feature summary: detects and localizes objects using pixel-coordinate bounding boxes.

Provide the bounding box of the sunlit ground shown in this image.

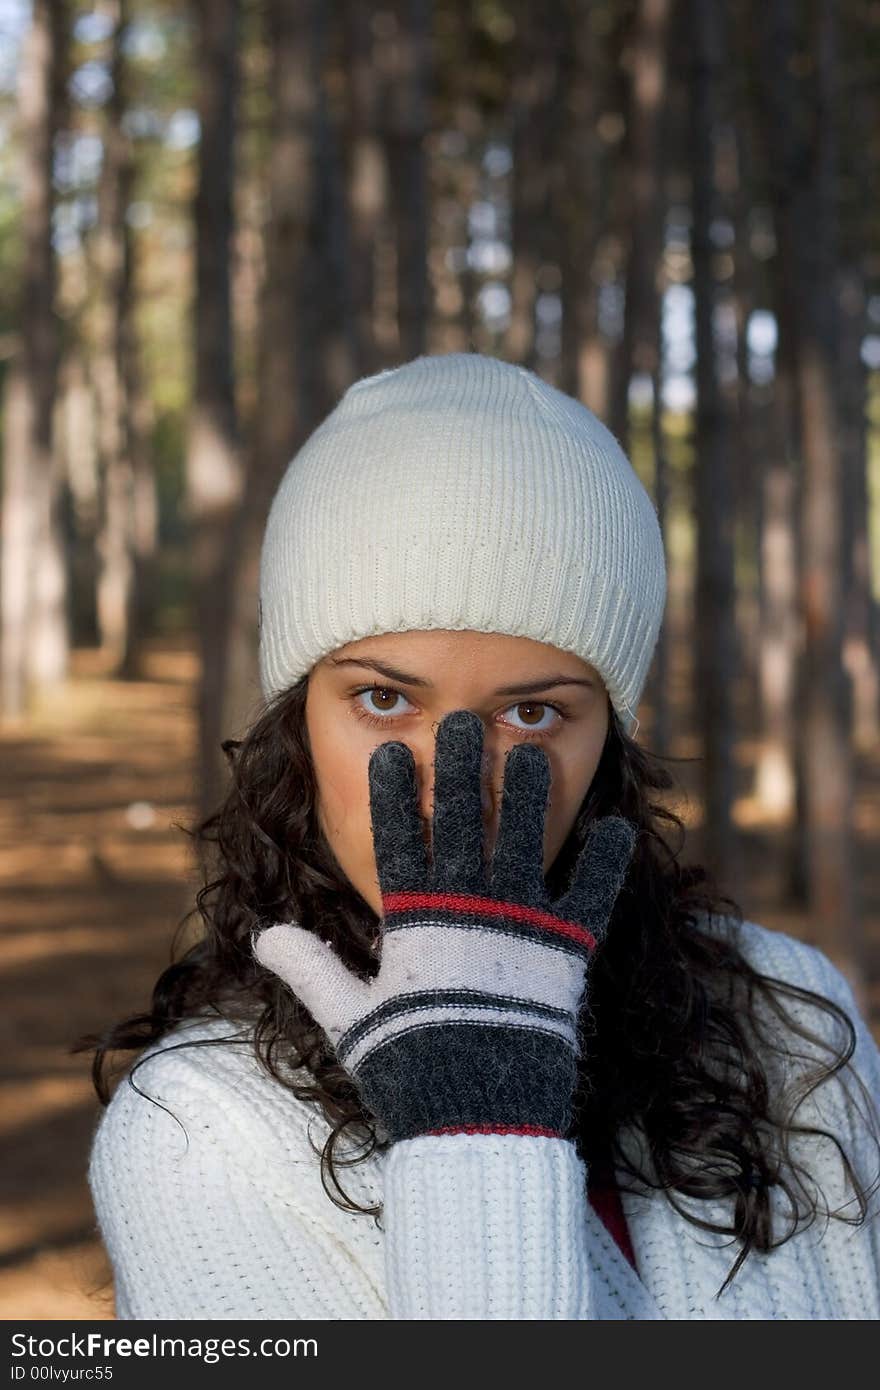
[1,632,878,1319]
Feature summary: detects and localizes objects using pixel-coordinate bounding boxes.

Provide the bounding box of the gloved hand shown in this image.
[253,708,636,1144]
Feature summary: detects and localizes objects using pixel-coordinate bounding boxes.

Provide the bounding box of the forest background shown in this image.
[1,0,879,1319]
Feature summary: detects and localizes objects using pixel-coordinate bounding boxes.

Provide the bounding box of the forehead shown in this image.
[326,629,598,680]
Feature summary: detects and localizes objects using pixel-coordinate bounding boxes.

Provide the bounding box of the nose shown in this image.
[418,738,498,853]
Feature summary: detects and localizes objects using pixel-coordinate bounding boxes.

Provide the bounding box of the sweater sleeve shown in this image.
[87,1042,388,1320]
[381,1130,595,1319]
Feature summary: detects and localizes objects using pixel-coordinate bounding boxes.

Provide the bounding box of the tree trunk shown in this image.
[1,0,69,719]
[838,263,878,753]
[752,0,802,848]
[757,0,860,989]
[342,0,385,379]
[314,11,360,407]
[186,0,244,822]
[753,371,798,823]
[689,0,738,888]
[835,0,879,751]
[1,360,35,720]
[507,1,565,369]
[118,12,158,677]
[94,0,136,675]
[429,3,481,356]
[796,0,859,983]
[122,327,159,675]
[559,0,613,417]
[59,350,99,645]
[215,0,324,787]
[725,65,760,739]
[616,0,673,750]
[376,0,432,363]
[611,0,672,459]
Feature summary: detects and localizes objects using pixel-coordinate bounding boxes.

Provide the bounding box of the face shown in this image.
[304,629,610,918]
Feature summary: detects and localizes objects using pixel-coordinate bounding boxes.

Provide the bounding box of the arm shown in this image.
[87,1041,388,1321]
[381,1130,593,1319]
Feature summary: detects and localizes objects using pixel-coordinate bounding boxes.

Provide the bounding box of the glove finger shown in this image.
[430,709,486,894]
[552,815,637,945]
[368,740,429,896]
[488,741,550,907]
[252,922,370,1047]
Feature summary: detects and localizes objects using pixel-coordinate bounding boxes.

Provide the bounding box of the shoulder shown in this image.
[698,916,880,1229]
[88,1012,381,1211]
[87,1014,389,1318]
[697,911,873,1128]
[700,912,870,1033]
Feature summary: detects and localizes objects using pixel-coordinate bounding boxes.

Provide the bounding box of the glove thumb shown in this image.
[252,922,371,1047]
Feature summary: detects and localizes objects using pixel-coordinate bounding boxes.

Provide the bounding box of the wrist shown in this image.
[352,1019,579,1144]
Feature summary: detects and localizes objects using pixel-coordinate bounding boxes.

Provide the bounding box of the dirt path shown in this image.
[1,636,878,1318]
[1,641,198,1319]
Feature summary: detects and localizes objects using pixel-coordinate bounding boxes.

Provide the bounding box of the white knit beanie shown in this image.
[258,351,666,737]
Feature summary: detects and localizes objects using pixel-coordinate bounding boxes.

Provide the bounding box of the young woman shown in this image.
[80,351,880,1320]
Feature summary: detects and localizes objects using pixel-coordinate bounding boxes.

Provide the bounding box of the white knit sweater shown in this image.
[87,918,880,1320]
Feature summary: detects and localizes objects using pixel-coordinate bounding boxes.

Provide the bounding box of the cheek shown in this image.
[543,767,581,859]
[542,740,603,859]
[307,699,380,895]
[310,714,366,836]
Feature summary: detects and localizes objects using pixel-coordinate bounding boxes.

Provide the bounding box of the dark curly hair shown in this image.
[74,677,880,1298]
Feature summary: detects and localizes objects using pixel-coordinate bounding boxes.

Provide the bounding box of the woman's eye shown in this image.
[351,687,564,739]
[354,687,413,721]
[502,702,561,737]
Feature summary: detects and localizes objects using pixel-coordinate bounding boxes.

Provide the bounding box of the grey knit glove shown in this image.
[253,708,636,1144]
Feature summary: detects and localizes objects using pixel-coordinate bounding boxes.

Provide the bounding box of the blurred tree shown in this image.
[341,0,385,378]
[429,0,483,354]
[757,0,861,987]
[610,0,671,459]
[612,0,673,754]
[1,0,70,718]
[214,0,324,804]
[744,1,800,832]
[379,0,431,362]
[185,0,244,821]
[690,0,738,887]
[507,0,566,370]
[796,0,860,978]
[559,0,615,417]
[836,5,878,753]
[93,0,158,677]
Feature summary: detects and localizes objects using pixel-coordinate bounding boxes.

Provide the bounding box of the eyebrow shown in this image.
[325,655,595,696]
